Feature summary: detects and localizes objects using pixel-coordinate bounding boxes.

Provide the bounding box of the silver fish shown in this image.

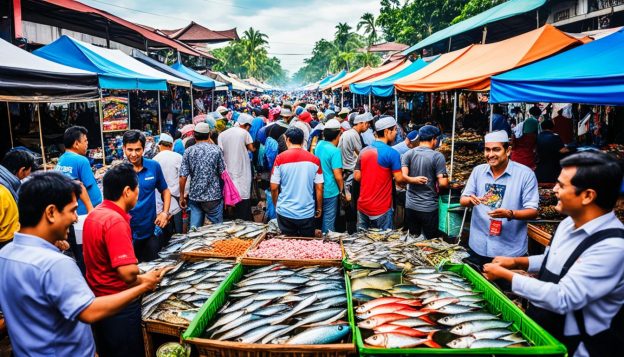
[450,320,514,336]
[285,324,351,345]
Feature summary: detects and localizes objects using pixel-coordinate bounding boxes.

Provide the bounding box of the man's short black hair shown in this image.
[323,128,341,142]
[103,163,138,201]
[1,150,37,175]
[284,127,304,145]
[560,151,623,211]
[541,120,554,131]
[194,131,210,141]
[63,126,88,149]
[261,108,270,118]
[18,171,82,228]
[122,130,146,148]
[529,106,542,118]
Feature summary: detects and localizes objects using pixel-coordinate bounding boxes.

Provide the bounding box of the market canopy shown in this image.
[401,0,547,55]
[204,71,255,92]
[318,70,347,90]
[317,73,338,87]
[332,60,406,90]
[34,35,167,90]
[320,67,367,91]
[0,37,98,102]
[395,25,582,93]
[169,61,225,90]
[350,58,430,97]
[490,29,624,105]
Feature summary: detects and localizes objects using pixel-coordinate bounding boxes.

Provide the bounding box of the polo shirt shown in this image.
[356,140,401,216]
[128,158,168,240]
[270,148,323,219]
[83,200,138,297]
[462,160,539,257]
[0,233,95,356]
[314,140,343,199]
[55,151,102,215]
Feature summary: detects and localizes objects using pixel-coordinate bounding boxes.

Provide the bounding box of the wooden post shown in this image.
[394,88,398,119]
[36,103,47,169]
[6,102,13,148]
[482,26,488,44]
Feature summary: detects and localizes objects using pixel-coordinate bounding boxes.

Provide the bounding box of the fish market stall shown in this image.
[346,265,566,356]
[157,221,267,260]
[182,262,355,356]
[138,258,236,355]
[242,236,344,266]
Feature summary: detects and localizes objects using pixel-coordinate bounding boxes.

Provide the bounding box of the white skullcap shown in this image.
[375,116,397,131]
[324,119,342,130]
[484,130,509,143]
[354,112,373,124]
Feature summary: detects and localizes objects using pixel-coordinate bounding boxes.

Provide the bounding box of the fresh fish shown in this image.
[358,313,410,329]
[447,336,476,349]
[254,304,289,317]
[357,302,423,319]
[217,315,276,341]
[470,339,526,348]
[232,283,299,293]
[373,324,428,337]
[388,318,434,328]
[431,304,478,314]
[437,312,499,326]
[269,294,318,325]
[450,320,514,336]
[356,297,403,313]
[285,324,350,345]
[237,324,289,344]
[471,328,516,340]
[352,288,392,298]
[210,314,261,337]
[423,297,460,310]
[364,333,434,348]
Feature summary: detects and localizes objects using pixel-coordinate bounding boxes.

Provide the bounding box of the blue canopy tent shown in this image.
[317,73,335,88]
[350,58,434,97]
[132,50,217,90]
[34,35,167,90]
[490,29,624,105]
[170,62,228,90]
[320,70,347,89]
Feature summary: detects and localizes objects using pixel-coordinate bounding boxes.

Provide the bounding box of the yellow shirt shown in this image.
[0,185,19,242]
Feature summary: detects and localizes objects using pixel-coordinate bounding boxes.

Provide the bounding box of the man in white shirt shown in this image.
[218,113,255,220]
[483,151,624,357]
[152,133,183,233]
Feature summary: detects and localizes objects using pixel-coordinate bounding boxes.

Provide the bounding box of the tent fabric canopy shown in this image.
[333,60,406,90]
[169,61,224,89]
[490,29,624,105]
[401,0,546,55]
[395,25,582,93]
[321,67,367,91]
[318,73,338,87]
[0,37,98,102]
[319,70,348,90]
[351,59,430,97]
[131,49,214,89]
[204,71,254,92]
[34,35,167,90]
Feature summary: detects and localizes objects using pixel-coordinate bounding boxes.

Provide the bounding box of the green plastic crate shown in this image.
[182,263,356,356]
[352,263,567,356]
[439,195,464,237]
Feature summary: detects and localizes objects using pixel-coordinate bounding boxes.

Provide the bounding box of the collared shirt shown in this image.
[56,151,102,215]
[513,212,624,357]
[0,233,95,356]
[462,160,539,257]
[180,142,226,203]
[83,200,137,297]
[271,148,323,220]
[128,158,168,240]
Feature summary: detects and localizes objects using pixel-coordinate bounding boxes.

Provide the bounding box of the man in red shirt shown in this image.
[83,163,166,357]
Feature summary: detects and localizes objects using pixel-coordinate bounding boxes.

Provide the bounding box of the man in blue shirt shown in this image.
[123,130,171,262]
[460,130,539,269]
[55,126,102,273]
[0,171,161,357]
[314,119,344,233]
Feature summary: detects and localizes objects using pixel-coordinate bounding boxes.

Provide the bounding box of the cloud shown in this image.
[82,0,380,74]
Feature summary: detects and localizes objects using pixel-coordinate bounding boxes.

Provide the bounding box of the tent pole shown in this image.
[157,90,162,134]
[448,36,452,52]
[190,85,194,117]
[352,92,355,107]
[489,104,494,132]
[450,91,458,182]
[98,92,105,166]
[6,102,13,148]
[341,88,344,108]
[394,88,398,119]
[36,103,47,170]
[536,10,539,29]
[211,90,215,111]
[482,26,488,44]
[368,93,372,111]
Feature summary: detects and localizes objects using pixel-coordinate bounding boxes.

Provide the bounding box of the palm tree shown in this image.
[241,27,269,78]
[357,12,378,49]
[334,22,353,51]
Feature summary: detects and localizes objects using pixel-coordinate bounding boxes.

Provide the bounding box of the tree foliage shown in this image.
[210,27,288,86]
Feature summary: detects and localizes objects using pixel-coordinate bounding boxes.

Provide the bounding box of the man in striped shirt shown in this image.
[270,127,324,237]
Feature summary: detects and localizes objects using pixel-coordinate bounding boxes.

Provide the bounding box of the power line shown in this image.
[85,0,191,22]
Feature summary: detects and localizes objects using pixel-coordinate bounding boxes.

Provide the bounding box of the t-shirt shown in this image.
[153,150,183,197]
[0,185,18,243]
[338,129,362,171]
[56,151,102,215]
[270,148,323,219]
[0,233,95,356]
[128,158,168,240]
[355,140,401,216]
[180,142,226,202]
[218,127,253,199]
[362,129,375,146]
[83,200,137,297]
[392,141,409,156]
[291,120,311,148]
[314,140,343,199]
[401,146,447,212]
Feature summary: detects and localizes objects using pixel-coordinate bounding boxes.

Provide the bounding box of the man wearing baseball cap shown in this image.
[354,116,408,231]
[218,114,255,220]
[392,130,419,156]
[401,125,448,238]
[314,119,344,233]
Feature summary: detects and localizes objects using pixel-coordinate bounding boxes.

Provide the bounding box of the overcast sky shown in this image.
[81,0,380,75]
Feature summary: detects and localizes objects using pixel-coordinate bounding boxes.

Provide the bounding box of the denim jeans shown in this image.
[190,199,223,228]
[321,195,339,233]
[357,208,394,232]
